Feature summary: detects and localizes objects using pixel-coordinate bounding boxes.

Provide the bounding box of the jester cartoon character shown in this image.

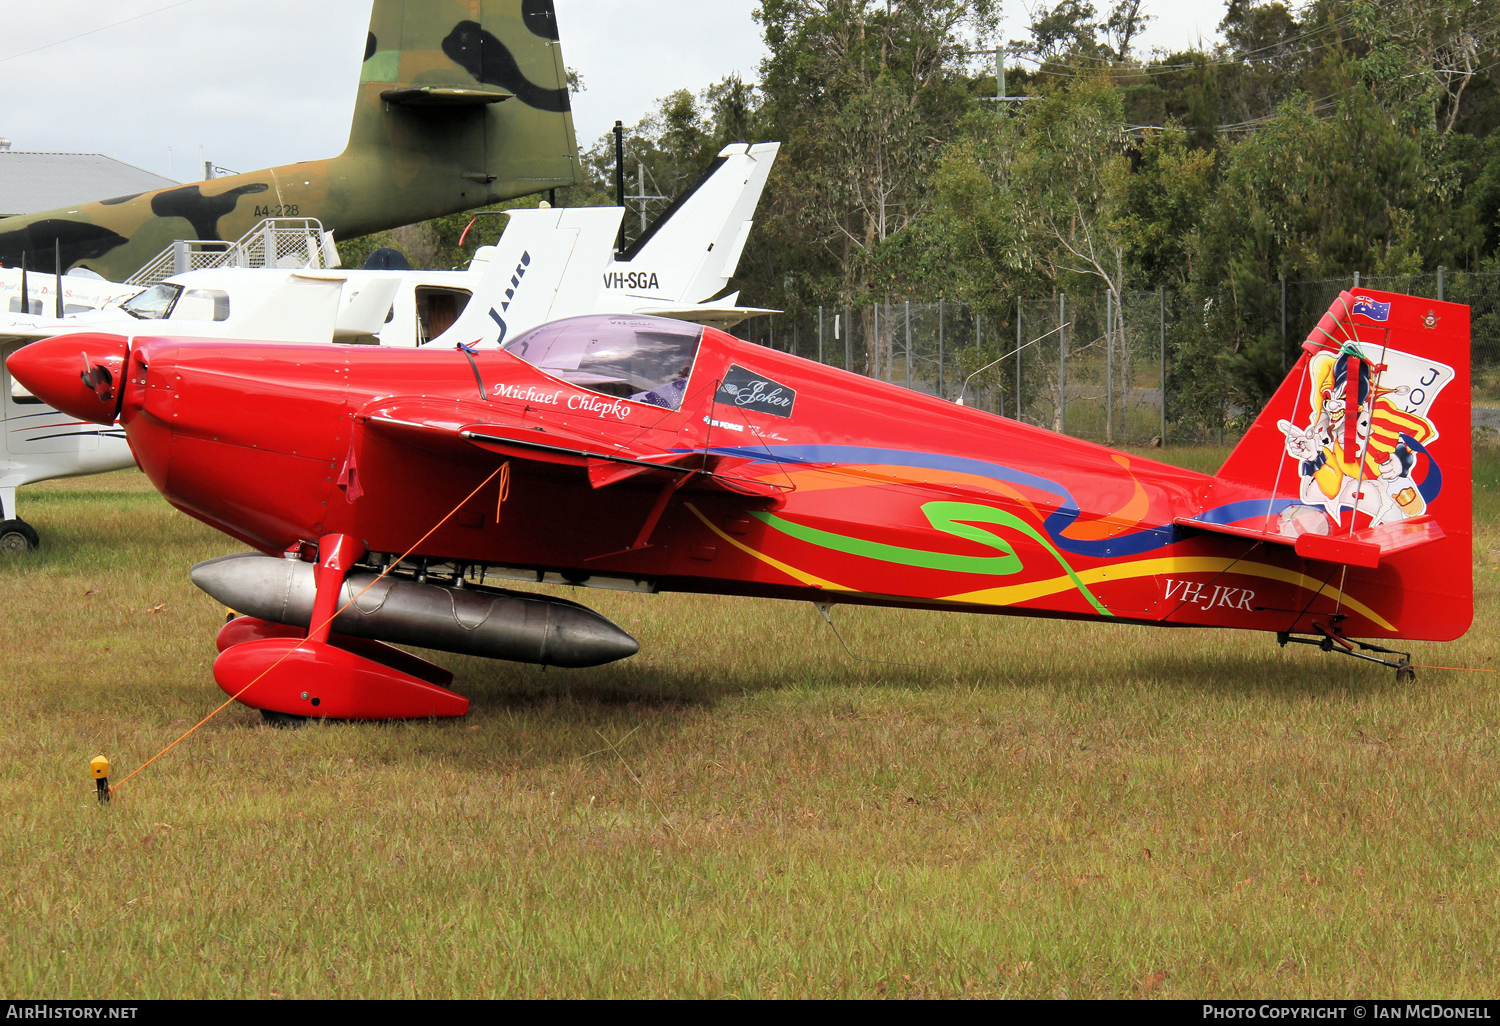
[1277,343,1437,531]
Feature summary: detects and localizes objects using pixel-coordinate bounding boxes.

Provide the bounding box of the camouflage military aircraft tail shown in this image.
[0,0,579,282]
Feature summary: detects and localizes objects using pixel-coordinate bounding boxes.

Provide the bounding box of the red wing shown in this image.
[359,397,786,503]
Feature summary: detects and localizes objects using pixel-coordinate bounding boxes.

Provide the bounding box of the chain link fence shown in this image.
[736,270,1500,446]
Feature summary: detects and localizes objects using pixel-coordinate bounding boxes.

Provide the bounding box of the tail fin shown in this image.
[599,143,780,309]
[0,0,580,282]
[1209,288,1471,638]
[428,205,622,348]
[344,0,579,226]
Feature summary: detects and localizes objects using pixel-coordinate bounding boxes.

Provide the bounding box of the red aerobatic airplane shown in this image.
[7,288,1470,721]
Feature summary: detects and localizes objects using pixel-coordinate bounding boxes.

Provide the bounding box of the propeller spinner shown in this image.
[5,333,129,425]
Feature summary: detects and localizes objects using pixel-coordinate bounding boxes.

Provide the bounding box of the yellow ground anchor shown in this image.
[91,755,110,804]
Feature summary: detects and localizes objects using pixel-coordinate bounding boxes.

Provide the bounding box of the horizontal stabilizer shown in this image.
[1174,514,1445,568]
[634,304,782,330]
[380,87,512,107]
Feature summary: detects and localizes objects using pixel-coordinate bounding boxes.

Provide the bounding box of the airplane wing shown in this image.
[334,277,402,338]
[4,273,350,347]
[0,319,99,354]
[233,273,345,343]
[357,395,784,502]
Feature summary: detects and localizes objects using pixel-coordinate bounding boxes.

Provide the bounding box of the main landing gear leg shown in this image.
[0,486,39,553]
[1277,625,1415,684]
[211,533,470,721]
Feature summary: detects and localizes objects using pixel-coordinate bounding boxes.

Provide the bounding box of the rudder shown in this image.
[1214,288,1472,639]
[345,0,579,226]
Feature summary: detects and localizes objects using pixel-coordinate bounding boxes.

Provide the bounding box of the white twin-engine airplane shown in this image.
[0,143,780,552]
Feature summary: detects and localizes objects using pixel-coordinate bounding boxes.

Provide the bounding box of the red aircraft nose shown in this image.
[4,332,129,425]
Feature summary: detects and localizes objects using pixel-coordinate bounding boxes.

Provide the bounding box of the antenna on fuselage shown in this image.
[19,251,28,314]
[54,241,62,319]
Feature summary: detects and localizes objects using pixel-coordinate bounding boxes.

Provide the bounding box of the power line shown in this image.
[1010,3,1366,76]
[0,0,204,66]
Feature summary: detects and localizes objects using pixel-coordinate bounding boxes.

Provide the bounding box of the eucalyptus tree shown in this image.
[749,0,1000,370]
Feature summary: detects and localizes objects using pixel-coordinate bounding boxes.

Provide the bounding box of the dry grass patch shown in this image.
[1,448,1497,998]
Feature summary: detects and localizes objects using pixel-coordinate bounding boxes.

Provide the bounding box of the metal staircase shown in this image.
[125,218,340,286]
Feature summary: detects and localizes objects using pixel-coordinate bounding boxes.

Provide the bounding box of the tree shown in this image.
[1116,126,1216,288]
[1104,0,1155,61]
[748,0,998,372]
[1015,0,1103,63]
[1348,0,1499,135]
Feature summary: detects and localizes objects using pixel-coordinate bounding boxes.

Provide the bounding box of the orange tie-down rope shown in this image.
[108,463,509,795]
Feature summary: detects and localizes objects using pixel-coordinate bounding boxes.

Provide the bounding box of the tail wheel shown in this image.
[0,520,40,554]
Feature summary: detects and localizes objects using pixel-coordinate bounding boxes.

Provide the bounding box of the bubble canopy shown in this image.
[501,315,705,411]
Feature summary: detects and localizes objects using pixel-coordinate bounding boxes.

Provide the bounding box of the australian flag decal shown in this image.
[1352,294,1391,322]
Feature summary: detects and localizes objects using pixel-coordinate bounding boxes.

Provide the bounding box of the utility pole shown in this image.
[967,46,1030,104]
[613,121,626,254]
[629,163,666,238]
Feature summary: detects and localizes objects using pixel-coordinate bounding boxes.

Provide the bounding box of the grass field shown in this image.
[2,443,1498,999]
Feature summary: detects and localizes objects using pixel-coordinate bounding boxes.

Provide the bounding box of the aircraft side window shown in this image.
[173,289,231,322]
[503,314,704,411]
[7,370,43,405]
[63,304,94,315]
[8,298,42,315]
[121,283,182,320]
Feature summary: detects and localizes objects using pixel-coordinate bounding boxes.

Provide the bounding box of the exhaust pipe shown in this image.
[192,553,639,668]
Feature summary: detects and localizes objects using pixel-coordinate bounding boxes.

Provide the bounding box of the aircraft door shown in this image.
[4,350,99,455]
[415,287,472,345]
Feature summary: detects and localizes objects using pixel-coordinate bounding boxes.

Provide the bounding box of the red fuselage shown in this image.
[9,302,1474,644]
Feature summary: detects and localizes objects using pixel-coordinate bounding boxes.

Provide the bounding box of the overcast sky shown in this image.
[0,0,1233,182]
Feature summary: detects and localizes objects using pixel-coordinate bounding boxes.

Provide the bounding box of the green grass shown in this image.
[2,446,1499,999]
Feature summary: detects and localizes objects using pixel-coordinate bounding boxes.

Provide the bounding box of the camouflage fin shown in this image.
[0,0,579,281]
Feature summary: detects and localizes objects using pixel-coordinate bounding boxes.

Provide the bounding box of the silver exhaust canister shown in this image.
[191,553,640,668]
